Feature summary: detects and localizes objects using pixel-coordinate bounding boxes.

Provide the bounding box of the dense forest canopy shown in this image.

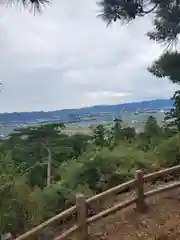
[1,117,180,238]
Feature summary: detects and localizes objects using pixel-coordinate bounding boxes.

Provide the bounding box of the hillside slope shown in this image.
[14,181,180,240]
[90,186,180,240]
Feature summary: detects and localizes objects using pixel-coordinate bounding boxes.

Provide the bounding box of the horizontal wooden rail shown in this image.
[145,181,180,198]
[52,198,137,240]
[15,206,76,240]
[15,164,180,240]
[87,197,137,224]
[55,180,180,240]
[145,164,180,181]
[87,179,135,204]
[54,225,78,240]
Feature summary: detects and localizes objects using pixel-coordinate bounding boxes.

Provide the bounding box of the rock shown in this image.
[1,232,12,240]
[140,219,148,228]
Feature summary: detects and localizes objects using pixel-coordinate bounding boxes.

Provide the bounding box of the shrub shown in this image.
[157,134,180,167]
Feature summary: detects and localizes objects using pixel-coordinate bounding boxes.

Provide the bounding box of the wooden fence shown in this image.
[16,164,180,240]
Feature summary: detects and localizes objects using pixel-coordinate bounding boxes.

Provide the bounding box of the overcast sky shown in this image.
[0,0,177,113]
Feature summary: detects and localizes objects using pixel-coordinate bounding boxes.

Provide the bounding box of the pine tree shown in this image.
[12,122,65,187]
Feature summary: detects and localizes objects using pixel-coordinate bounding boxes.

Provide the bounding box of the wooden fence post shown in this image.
[76,194,88,240]
[135,170,146,212]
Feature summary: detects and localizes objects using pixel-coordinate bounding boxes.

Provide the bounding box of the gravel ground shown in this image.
[89,186,180,240]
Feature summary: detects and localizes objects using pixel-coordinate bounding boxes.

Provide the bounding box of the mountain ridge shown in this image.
[0,98,173,123]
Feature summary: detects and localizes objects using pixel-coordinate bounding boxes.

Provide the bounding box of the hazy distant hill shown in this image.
[0,99,173,123]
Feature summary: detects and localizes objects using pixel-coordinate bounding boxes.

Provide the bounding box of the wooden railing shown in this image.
[16,164,180,240]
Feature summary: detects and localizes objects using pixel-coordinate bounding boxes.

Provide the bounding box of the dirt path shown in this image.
[89,187,180,239]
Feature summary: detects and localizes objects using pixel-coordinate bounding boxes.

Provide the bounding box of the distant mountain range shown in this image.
[0,99,173,124]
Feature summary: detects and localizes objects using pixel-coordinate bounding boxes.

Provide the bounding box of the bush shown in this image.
[157,134,180,167]
[0,176,46,235]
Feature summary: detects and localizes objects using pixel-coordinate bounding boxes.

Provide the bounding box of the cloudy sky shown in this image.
[0,0,177,113]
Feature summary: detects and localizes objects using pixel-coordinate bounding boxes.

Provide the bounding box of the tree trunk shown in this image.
[47,147,52,187]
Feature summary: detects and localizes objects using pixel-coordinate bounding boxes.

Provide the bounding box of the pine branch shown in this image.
[6,0,50,12]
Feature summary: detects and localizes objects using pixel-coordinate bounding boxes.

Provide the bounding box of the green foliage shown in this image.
[157,134,180,167]
[98,0,180,175]
[0,153,46,234]
[148,52,180,84]
[147,52,180,133]
[144,116,162,137]
[99,0,180,47]
[1,116,179,236]
[93,124,107,147]
[121,127,136,142]
[163,126,177,138]
[112,117,122,140]
[99,0,180,139]
[142,116,163,148]
[165,91,180,131]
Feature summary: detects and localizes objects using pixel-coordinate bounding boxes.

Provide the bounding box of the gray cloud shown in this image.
[0,0,176,112]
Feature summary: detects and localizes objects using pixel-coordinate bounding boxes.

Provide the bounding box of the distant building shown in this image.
[0,132,4,139]
[132,120,138,124]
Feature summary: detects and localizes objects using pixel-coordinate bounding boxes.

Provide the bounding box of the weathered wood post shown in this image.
[135,170,147,212]
[76,194,88,240]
